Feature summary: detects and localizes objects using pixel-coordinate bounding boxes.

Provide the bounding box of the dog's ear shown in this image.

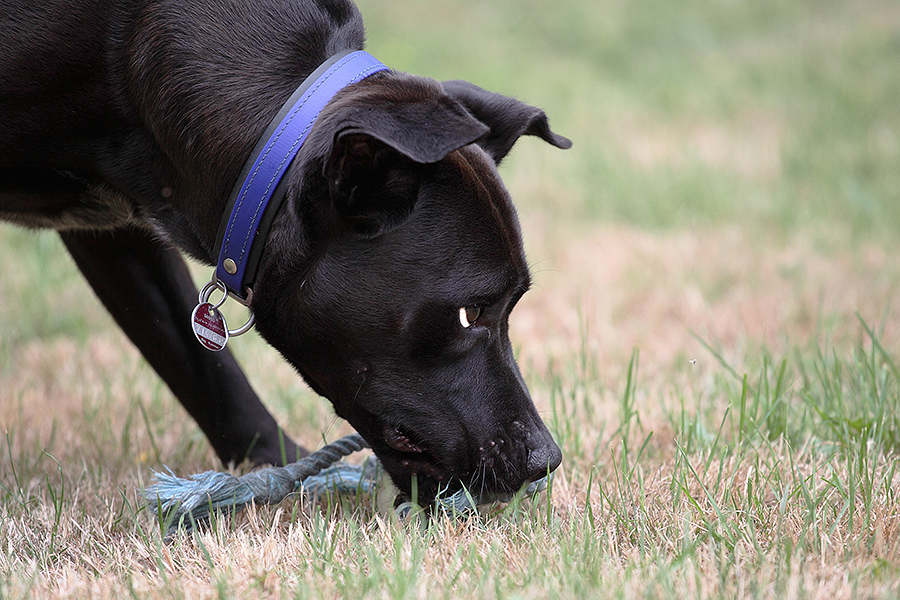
[441,80,572,164]
[323,94,488,235]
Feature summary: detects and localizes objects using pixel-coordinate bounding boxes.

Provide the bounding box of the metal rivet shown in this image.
[223,258,237,275]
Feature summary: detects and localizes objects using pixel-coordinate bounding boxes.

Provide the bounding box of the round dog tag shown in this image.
[191,302,229,351]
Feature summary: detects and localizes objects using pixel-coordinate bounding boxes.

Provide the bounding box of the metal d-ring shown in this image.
[198,279,256,338]
[228,311,256,337]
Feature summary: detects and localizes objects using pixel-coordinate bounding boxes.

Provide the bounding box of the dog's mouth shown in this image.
[380,423,449,485]
[354,408,556,505]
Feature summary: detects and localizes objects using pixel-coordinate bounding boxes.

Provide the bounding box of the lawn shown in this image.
[1,0,899,597]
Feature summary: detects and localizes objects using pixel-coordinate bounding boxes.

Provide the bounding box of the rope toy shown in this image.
[144,433,551,535]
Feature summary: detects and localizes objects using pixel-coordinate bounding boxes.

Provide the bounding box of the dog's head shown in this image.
[253,72,570,503]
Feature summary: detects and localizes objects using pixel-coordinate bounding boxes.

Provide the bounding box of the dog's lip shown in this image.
[377,423,453,487]
[383,424,429,454]
[396,456,447,482]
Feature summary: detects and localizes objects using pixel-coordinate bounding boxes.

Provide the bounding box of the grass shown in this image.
[2,0,900,597]
[1,320,899,598]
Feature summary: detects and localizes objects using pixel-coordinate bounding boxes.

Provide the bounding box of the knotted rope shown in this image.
[143,433,551,535]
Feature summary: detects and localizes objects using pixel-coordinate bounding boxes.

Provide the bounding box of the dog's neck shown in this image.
[212,50,388,301]
[115,0,368,262]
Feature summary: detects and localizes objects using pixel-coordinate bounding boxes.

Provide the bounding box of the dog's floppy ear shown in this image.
[441,80,572,164]
[323,92,489,234]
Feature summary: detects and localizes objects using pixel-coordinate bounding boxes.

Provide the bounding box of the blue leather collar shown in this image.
[213,50,389,301]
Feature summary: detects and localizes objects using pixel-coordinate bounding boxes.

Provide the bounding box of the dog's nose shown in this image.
[526,438,562,482]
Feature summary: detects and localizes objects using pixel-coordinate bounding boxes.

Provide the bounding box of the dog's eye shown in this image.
[459,305,482,328]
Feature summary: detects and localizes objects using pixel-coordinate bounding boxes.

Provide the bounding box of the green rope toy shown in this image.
[144,433,551,534]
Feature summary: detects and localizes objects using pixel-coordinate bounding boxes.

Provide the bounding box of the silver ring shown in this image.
[198,279,256,337]
[199,280,229,311]
[228,312,256,337]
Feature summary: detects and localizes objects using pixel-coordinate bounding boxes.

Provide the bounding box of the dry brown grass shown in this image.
[2,222,900,598]
[514,221,900,377]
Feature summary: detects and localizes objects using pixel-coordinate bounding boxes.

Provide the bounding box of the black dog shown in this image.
[0,0,570,503]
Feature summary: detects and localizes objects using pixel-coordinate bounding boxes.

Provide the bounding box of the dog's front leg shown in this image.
[59,227,304,466]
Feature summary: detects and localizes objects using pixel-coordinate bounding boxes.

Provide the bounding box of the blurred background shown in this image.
[359,0,899,233]
[357,0,900,376]
[1,0,898,450]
